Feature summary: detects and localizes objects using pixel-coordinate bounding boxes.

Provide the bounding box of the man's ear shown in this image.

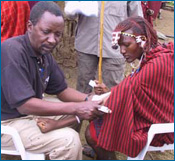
[27,20,33,33]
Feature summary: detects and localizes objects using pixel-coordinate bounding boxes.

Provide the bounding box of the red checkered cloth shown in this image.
[90,42,174,157]
[1,1,30,42]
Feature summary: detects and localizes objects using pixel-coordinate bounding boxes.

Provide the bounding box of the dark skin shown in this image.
[85,29,145,160]
[27,11,64,56]
[36,25,145,160]
[118,30,143,63]
[94,80,110,95]
[37,116,81,133]
[36,92,108,133]
[17,11,105,124]
[37,30,145,157]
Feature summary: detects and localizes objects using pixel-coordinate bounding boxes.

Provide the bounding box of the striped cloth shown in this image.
[1,1,30,42]
[90,42,174,157]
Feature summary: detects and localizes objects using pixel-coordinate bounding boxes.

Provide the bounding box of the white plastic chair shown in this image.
[1,125,45,160]
[127,123,174,160]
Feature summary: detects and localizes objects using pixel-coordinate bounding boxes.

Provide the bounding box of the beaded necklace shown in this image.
[130,54,144,77]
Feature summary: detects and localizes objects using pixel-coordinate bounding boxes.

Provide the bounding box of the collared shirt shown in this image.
[73,1,143,58]
[1,33,67,120]
[1,1,30,42]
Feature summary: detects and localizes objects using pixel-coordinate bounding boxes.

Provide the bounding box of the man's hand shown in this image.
[94,80,109,95]
[146,9,154,16]
[75,100,104,121]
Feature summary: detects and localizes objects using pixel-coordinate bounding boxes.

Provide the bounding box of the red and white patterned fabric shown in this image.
[90,42,174,157]
[1,1,30,42]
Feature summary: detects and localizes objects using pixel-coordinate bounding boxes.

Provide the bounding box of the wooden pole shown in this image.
[98,1,105,84]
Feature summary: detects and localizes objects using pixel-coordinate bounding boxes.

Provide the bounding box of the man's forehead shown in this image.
[120,33,136,41]
[37,12,64,28]
[112,30,147,48]
[40,11,61,19]
[119,34,135,44]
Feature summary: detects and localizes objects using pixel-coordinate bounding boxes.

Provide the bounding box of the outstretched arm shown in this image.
[36,116,78,133]
[17,96,104,120]
[57,87,87,102]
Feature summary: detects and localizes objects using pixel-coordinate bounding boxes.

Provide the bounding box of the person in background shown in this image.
[1,1,30,42]
[141,1,154,26]
[1,2,105,160]
[85,16,174,160]
[65,1,143,94]
[148,1,162,20]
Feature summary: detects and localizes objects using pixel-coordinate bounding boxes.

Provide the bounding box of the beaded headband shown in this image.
[112,32,147,49]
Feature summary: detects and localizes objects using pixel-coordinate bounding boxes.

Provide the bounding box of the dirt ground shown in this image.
[1,7,174,161]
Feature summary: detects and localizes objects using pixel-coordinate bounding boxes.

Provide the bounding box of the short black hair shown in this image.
[30,1,63,25]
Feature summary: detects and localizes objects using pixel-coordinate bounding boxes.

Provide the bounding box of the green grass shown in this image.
[167,1,174,7]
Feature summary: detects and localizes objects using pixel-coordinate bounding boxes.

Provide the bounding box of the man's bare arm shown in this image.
[57,87,88,102]
[17,97,104,120]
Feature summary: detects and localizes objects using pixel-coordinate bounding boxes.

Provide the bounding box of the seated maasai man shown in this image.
[84,16,174,160]
[36,16,174,160]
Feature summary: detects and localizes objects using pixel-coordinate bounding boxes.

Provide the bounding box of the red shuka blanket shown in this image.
[1,1,30,42]
[90,42,174,157]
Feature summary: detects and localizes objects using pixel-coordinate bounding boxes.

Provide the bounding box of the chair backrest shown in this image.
[127,123,174,160]
[1,125,45,160]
